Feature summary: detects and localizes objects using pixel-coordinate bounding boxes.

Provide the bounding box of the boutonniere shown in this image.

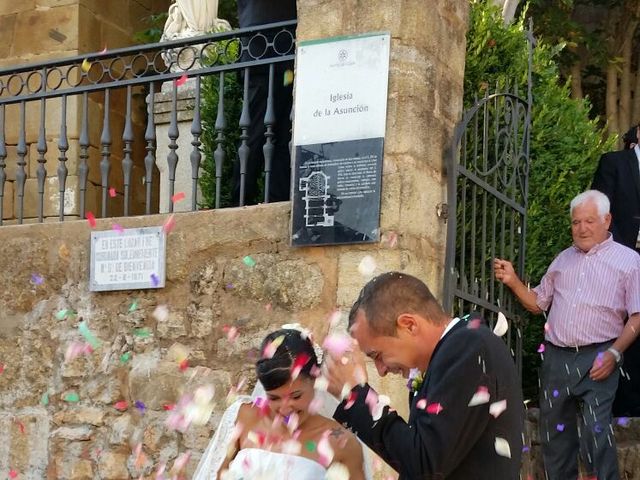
[407,368,424,394]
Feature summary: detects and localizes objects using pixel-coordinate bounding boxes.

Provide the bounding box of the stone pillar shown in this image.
[153,79,201,213]
[296,0,470,449]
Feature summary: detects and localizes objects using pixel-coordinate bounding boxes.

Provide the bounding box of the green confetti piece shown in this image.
[120,352,132,364]
[134,327,151,338]
[40,392,49,406]
[63,393,79,403]
[305,440,316,452]
[55,309,69,320]
[242,255,256,268]
[128,300,138,313]
[78,321,101,349]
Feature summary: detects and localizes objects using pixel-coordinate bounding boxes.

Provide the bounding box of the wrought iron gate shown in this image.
[443,27,535,379]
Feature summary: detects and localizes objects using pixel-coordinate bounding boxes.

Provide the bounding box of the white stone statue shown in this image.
[161,0,232,71]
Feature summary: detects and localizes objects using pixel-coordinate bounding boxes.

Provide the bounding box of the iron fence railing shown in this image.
[0,20,296,225]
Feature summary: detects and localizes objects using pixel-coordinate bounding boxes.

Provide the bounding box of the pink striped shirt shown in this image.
[533,235,640,347]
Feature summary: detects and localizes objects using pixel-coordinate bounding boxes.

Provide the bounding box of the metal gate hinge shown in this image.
[436,202,449,221]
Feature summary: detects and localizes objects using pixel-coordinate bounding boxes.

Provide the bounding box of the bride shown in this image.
[193,326,370,479]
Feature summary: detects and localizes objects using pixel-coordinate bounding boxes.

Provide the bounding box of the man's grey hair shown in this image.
[569,190,610,219]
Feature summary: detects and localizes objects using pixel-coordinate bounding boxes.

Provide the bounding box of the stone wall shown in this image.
[0,0,471,478]
[0,0,170,223]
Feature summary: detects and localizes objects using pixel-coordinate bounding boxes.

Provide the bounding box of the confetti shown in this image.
[317,431,335,467]
[552,389,559,398]
[64,392,80,403]
[537,343,545,353]
[109,187,116,198]
[175,73,188,86]
[468,386,490,406]
[163,214,176,233]
[134,327,152,338]
[291,353,311,380]
[15,420,25,434]
[86,211,96,228]
[150,273,160,287]
[171,192,185,203]
[55,309,75,320]
[264,303,272,311]
[114,401,128,411]
[40,392,49,406]
[119,352,132,364]
[358,255,377,276]
[8,469,18,479]
[170,451,191,474]
[326,463,350,480]
[305,440,317,452]
[243,255,256,267]
[153,305,169,322]
[65,341,93,362]
[99,45,108,54]
[494,437,511,458]
[179,359,189,371]
[223,325,239,342]
[489,400,507,418]
[112,223,124,234]
[322,334,352,357]
[617,417,631,427]
[467,318,482,329]
[134,400,146,413]
[78,321,101,349]
[163,404,176,411]
[283,69,294,86]
[31,273,44,285]
[381,231,398,248]
[556,423,565,432]
[262,335,285,359]
[416,398,427,410]
[426,402,444,414]
[81,58,91,72]
[493,312,508,337]
[128,300,138,313]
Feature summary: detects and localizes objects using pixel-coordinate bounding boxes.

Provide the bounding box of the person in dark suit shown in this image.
[323,272,524,480]
[592,126,640,417]
[232,0,297,205]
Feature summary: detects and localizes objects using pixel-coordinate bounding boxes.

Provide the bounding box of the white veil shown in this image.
[192,381,374,479]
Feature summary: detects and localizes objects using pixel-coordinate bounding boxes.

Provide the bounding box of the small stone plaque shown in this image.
[89,226,166,292]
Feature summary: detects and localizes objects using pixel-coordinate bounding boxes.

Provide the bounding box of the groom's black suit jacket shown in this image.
[592,148,640,250]
[334,320,524,480]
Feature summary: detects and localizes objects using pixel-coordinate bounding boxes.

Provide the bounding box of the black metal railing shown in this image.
[0,20,296,225]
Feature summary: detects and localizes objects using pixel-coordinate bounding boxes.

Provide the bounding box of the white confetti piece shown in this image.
[326,462,350,480]
[358,255,377,276]
[495,437,511,458]
[489,399,507,418]
[152,305,169,322]
[468,386,490,406]
[493,311,508,337]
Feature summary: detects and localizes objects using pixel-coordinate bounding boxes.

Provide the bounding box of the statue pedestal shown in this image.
[152,78,202,213]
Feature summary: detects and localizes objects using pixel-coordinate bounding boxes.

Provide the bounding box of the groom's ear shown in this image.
[396,314,418,335]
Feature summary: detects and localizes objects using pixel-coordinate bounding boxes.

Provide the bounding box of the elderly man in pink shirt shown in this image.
[495,189,640,480]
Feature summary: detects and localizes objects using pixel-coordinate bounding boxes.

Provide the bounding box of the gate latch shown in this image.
[436,202,449,222]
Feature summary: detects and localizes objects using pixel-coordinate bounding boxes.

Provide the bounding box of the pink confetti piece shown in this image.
[175,74,188,86]
[317,431,334,467]
[86,211,96,228]
[262,335,285,359]
[468,386,490,406]
[344,390,358,410]
[112,223,124,234]
[171,192,186,203]
[416,398,427,410]
[0,364,5,374]
[30,273,44,285]
[264,303,272,311]
[537,343,545,353]
[467,318,482,329]
[99,45,108,54]
[114,401,128,411]
[108,187,116,198]
[223,325,239,342]
[179,359,189,371]
[322,334,352,357]
[291,353,310,380]
[163,214,176,234]
[426,402,444,414]
[8,469,18,479]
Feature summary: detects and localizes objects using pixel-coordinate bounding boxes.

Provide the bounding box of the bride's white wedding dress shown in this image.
[223,448,327,480]
[193,389,373,480]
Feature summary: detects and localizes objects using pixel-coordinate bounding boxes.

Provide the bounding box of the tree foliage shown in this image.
[465,0,616,398]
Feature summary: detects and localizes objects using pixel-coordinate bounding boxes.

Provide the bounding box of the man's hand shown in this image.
[494,258,518,287]
[322,341,368,399]
[589,350,617,381]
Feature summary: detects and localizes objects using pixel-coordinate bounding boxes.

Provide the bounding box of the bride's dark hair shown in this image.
[256,329,319,391]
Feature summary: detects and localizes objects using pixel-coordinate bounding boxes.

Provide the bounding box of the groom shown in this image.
[324,272,524,479]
